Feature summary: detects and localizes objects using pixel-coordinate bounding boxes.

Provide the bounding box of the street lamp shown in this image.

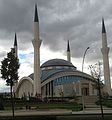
[81,47,90,112]
[82,47,90,72]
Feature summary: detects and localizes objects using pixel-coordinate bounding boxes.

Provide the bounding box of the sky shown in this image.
[0,0,112,92]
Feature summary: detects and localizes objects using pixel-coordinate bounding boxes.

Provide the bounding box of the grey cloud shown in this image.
[0,51,6,59]
[0,0,111,63]
[0,0,112,92]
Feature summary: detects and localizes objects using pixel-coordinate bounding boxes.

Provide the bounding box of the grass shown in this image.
[96,98,112,108]
[103,99,112,108]
[36,102,82,111]
[3,102,82,111]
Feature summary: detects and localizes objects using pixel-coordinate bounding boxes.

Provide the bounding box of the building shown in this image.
[16,58,98,98]
[15,5,111,99]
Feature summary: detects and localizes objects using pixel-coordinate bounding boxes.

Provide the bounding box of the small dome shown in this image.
[41,59,75,68]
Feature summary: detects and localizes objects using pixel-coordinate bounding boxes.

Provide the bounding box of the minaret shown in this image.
[13,33,18,95]
[14,33,18,58]
[67,40,71,62]
[101,18,111,95]
[32,4,42,97]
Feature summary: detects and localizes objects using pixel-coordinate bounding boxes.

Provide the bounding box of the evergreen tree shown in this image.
[1,48,19,119]
[1,48,19,85]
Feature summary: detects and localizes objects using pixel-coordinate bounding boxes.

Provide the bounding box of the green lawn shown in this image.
[35,103,82,111]
[3,101,82,111]
[103,99,112,108]
[96,98,112,108]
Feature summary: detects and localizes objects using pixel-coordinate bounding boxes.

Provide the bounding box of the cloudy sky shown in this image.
[0,0,112,92]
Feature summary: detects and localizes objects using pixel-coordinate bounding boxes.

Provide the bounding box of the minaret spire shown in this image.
[34,4,39,22]
[67,40,71,62]
[14,33,18,58]
[14,33,17,46]
[67,40,70,52]
[101,18,111,95]
[102,18,106,33]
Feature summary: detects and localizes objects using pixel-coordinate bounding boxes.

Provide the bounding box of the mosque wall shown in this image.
[16,79,33,98]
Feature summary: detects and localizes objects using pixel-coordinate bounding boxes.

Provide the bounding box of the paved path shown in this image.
[72,109,112,114]
[0,109,112,117]
[0,109,72,117]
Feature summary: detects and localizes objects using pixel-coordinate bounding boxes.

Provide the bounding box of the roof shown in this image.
[41,59,75,68]
[28,68,76,81]
[28,59,76,81]
[28,59,95,82]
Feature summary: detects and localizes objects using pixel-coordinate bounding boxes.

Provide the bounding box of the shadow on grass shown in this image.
[1,116,112,120]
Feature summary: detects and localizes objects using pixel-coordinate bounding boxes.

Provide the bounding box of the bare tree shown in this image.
[89,61,104,119]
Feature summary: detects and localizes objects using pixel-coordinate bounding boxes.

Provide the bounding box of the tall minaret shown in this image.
[67,40,71,62]
[101,18,111,95]
[13,33,18,94]
[32,4,42,97]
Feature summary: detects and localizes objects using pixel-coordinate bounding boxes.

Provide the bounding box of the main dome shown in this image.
[41,59,75,68]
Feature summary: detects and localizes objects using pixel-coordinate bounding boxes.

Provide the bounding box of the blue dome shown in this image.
[29,59,76,81]
[41,59,75,68]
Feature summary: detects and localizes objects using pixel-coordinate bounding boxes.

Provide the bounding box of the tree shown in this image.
[0,94,4,110]
[1,48,20,119]
[89,61,104,119]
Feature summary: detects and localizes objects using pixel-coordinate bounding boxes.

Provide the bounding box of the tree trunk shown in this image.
[98,78,104,119]
[10,84,15,120]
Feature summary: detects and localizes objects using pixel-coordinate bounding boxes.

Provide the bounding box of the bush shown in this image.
[96,98,112,108]
[0,96,4,110]
[0,103,4,110]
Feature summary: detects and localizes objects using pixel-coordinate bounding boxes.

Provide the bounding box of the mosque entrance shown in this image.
[81,83,89,96]
[82,88,89,96]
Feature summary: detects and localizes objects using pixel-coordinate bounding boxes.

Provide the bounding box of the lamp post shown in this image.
[82,47,90,72]
[81,47,90,112]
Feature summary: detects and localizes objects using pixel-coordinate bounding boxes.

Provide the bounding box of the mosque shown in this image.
[13,5,111,99]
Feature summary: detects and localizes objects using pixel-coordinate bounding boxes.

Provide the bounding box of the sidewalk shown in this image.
[0,109,112,117]
[0,109,72,117]
[72,108,112,115]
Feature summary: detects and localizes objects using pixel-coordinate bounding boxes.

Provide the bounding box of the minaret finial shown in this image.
[67,40,70,52]
[34,4,39,22]
[14,33,17,46]
[102,17,106,33]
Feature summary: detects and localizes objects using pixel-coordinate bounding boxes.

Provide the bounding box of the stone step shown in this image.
[85,105,100,108]
[83,96,98,103]
[82,96,99,108]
